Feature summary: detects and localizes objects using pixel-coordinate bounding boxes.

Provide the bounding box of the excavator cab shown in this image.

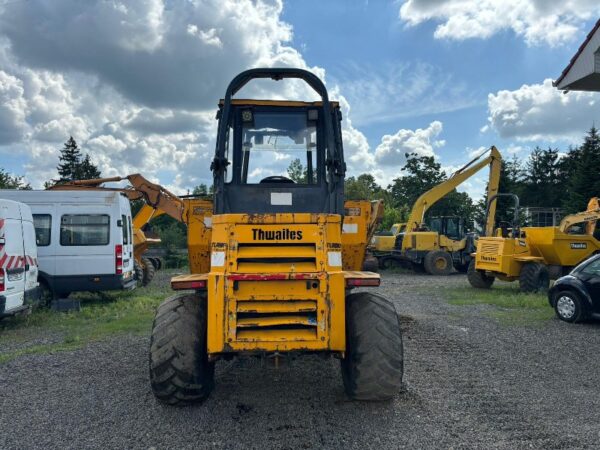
[148,68,404,406]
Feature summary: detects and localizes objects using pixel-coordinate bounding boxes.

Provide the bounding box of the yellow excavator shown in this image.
[380,146,502,274]
[469,196,600,292]
[369,222,406,264]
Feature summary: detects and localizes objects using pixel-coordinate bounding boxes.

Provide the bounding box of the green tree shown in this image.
[55,136,101,183]
[345,174,385,200]
[564,127,600,213]
[79,153,101,180]
[0,168,30,189]
[286,158,307,183]
[521,147,563,207]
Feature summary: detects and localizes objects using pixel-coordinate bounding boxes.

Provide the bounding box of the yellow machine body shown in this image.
[371,223,406,252]
[341,200,383,271]
[205,213,346,354]
[475,227,600,280]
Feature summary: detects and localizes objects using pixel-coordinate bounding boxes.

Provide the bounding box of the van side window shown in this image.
[122,214,128,245]
[60,214,110,246]
[33,214,52,246]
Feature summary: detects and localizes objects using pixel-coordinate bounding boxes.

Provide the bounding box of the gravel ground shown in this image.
[1,272,600,449]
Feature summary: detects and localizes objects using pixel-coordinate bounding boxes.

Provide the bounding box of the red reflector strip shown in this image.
[345,278,380,287]
[171,280,207,290]
[228,273,319,281]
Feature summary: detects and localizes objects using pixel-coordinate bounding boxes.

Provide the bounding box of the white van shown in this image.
[0,190,135,299]
[0,199,40,316]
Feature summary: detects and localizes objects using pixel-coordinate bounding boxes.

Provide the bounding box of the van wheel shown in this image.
[467,259,494,289]
[519,263,549,293]
[423,250,453,275]
[142,257,156,286]
[39,281,54,307]
[341,292,404,401]
[149,293,214,405]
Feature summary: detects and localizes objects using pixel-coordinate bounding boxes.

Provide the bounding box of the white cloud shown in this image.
[373,121,445,185]
[0,0,342,190]
[332,61,479,126]
[399,0,600,46]
[0,70,27,144]
[486,78,600,141]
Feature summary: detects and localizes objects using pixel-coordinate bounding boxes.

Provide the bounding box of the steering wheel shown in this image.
[259,176,295,184]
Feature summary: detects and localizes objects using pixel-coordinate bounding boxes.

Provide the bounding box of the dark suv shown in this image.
[548,254,600,323]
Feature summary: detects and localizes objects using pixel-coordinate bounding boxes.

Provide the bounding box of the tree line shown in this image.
[2,128,599,235]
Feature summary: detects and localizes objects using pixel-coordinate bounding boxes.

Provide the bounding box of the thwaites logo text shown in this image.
[480,255,497,262]
[252,228,303,241]
[570,242,587,249]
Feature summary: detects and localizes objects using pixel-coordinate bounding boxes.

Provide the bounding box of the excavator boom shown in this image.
[559,197,600,234]
[405,146,502,236]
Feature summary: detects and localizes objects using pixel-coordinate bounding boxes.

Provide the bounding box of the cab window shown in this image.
[238,110,318,184]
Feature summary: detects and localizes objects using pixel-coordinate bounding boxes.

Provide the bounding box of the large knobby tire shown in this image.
[423,250,453,275]
[142,256,156,286]
[553,290,586,323]
[134,261,144,286]
[519,262,550,293]
[467,259,495,289]
[149,293,214,406]
[341,292,404,401]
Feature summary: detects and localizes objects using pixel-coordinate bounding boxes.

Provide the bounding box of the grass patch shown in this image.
[442,283,554,326]
[0,270,178,364]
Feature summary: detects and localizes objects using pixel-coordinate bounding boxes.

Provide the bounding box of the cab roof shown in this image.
[218,99,340,108]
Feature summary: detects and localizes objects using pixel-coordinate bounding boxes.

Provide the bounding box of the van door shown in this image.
[0,216,26,312]
[20,205,39,298]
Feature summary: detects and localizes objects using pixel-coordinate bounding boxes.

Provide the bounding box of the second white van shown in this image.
[0,190,136,299]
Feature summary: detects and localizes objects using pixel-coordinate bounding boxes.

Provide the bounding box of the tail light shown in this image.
[0,268,4,292]
[115,244,123,275]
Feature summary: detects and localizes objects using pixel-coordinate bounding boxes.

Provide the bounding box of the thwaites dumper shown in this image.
[469,195,600,292]
[149,68,404,405]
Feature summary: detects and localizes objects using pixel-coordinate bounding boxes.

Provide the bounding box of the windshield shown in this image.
[240,110,318,184]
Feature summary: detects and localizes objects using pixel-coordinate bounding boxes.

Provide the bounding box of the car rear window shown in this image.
[60,214,110,246]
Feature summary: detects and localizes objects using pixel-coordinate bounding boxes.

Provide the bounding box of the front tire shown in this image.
[423,250,453,275]
[341,292,404,401]
[467,259,495,289]
[149,293,214,406]
[519,262,549,293]
[554,290,586,323]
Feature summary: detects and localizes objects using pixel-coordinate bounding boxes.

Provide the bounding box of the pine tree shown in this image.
[56,136,83,183]
[564,127,600,213]
[78,154,101,180]
[54,136,101,184]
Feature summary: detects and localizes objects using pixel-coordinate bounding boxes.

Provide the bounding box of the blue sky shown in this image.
[0,0,599,198]
[283,1,597,169]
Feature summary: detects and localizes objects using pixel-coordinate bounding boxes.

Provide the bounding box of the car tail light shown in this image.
[0,268,4,292]
[115,245,123,275]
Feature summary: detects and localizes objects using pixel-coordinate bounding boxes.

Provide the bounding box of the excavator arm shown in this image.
[559,197,600,234]
[48,174,186,223]
[405,146,502,236]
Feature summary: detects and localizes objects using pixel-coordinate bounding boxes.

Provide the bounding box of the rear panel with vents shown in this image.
[207,213,346,354]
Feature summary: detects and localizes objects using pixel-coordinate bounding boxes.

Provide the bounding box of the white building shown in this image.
[554,19,600,92]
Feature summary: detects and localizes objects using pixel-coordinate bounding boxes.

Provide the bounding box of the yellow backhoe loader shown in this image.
[380,146,502,275]
[469,195,600,292]
[148,68,404,405]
